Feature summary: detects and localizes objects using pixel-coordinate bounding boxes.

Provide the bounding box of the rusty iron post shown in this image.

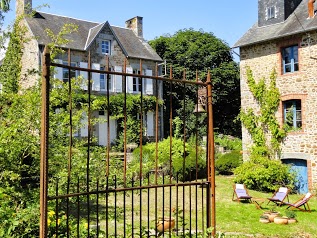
[206,71,216,237]
[40,45,50,238]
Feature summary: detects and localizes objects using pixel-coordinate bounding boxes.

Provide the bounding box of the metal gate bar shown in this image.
[39,46,215,237]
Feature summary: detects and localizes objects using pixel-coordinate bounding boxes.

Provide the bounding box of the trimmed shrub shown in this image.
[215,150,242,175]
[131,136,206,181]
[234,155,296,192]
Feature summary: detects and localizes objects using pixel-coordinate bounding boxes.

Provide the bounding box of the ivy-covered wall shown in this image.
[239,32,317,189]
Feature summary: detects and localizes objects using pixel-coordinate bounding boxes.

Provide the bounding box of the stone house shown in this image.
[15,0,164,146]
[234,0,317,193]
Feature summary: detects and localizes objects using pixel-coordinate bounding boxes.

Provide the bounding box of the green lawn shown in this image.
[216,175,317,237]
[99,175,316,237]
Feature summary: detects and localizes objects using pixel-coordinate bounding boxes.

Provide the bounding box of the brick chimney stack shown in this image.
[125,16,143,38]
[16,0,32,17]
[308,0,316,18]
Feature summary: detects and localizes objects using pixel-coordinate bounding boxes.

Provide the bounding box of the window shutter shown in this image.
[80,112,88,137]
[114,66,122,92]
[79,62,88,90]
[54,59,63,81]
[98,112,117,146]
[92,63,100,91]
[126,67,133,93]
[145,69,153,95]
[146,111,154,136]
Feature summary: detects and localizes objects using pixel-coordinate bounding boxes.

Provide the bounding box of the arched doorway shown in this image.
[283,159,308,194]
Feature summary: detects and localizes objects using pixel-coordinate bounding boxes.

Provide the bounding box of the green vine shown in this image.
[0,15,27,93]
[239,67,286,158]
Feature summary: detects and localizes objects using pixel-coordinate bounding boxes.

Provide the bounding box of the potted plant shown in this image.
[263,205,279,222]
[156,217,175,232]
[285,210,297,224]
[259,214,270,224]
[273,215,288,225]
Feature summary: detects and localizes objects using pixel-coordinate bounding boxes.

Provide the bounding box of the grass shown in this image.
[93,175,317,237]
[215,175,317,237]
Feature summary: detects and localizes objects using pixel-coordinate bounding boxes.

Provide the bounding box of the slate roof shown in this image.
[234,0,317,48]
[25,12,162,62]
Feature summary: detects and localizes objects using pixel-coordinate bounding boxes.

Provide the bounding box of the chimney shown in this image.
[308,0,316,18]
[16,0,32,17]
[125,16,143,38]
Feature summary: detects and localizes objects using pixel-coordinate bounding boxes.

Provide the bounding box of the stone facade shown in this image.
[240,31,317,190]
[16,0,164,145]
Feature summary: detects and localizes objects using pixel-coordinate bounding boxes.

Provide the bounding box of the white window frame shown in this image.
[266,6,276,20]
[100,66,112,91]
[282,45,299,74]
[101,40,111,55]
[133,69,142,93]
[62,61,77,83]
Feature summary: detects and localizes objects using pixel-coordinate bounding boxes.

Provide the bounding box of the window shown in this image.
[63,61,77,83]
[283,99,302,129]
[101,40,111,55]
[282,45,299,74]
[267,6,276,19]
[100,66,111,91]
[133,69,142,92]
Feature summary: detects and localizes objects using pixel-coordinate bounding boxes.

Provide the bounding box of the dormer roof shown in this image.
[25,11,162,62]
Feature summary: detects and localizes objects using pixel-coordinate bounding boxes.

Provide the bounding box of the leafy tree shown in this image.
[149,29,241,138]
[0,0,10,12]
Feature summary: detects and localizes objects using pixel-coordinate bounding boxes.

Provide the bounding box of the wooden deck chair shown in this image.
[267,187,290,206]
[284,192,313,212]
[232,184,252,203]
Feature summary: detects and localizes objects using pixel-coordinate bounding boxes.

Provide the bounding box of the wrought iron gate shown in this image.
[39,46,215,237]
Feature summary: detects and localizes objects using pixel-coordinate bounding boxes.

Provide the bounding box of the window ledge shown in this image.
[280,71,301,77]
[286,130,305,135]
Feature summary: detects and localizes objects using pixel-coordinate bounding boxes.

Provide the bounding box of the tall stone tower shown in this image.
[258,0,302,27]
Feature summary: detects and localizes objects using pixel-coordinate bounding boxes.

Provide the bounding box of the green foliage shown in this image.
[239,67,286,157]
[0,0,10,12]
[131,136,206,181]
[215,150,242,175]
[0,16,109,236]
[234,155,296,192]
[285,210,297,219]
[46,23,78,59]
[149,28,241,137]
[214,134,242,151]
[0,17,26,93]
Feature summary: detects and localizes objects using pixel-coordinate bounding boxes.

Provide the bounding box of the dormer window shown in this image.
[266,6,276,20]
[101,40,111,55]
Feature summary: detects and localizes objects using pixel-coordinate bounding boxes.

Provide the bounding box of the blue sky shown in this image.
[3,0,258,48]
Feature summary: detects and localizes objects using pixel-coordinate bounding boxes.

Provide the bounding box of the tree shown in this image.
[149,29,241,138]
[0,0,10,12]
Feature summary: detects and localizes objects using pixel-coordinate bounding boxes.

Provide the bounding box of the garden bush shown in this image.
[131,136,206,181]
[214,134,242,151]
[234,155,296,192]
[215,150,242,175]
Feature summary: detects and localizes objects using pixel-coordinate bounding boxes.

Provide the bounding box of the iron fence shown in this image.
[40,46,215,237]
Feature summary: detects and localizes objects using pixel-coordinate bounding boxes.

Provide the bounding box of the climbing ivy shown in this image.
[0,16,26,93]
[239,67,287,158]
[235,67,296,191]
